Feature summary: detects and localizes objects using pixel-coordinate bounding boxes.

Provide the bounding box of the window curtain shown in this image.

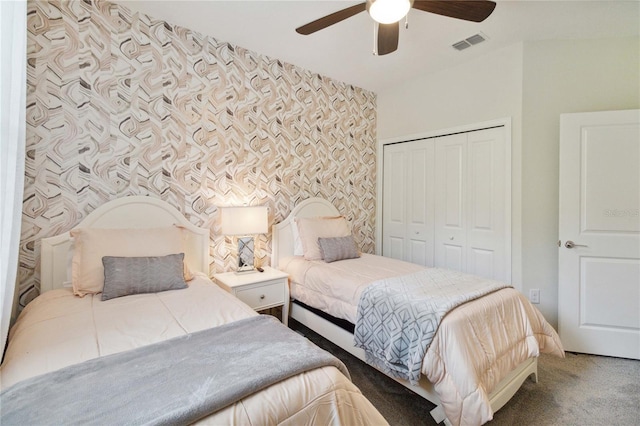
[0,0,27,359]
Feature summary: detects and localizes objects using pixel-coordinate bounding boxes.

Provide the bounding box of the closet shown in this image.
[382,125,511,282]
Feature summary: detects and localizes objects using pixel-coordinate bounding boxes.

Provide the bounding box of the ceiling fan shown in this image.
[295,0,497,56]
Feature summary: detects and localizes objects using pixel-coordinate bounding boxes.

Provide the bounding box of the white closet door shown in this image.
[466,127,507,280]
[434,128,507,280]
[434,134,467,272]
[382,144,407,260]
[382,123,510,279]
[406,140,434,266]
[382,141,434,265]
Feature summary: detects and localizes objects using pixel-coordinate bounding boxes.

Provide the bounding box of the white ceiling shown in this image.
[120,1,640,93]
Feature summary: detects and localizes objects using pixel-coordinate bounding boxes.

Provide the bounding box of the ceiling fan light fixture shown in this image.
[368,0,411,24]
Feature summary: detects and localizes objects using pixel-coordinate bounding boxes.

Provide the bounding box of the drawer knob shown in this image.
[260,294,265,300]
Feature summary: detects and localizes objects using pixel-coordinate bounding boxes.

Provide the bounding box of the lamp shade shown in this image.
[220,206,268,236]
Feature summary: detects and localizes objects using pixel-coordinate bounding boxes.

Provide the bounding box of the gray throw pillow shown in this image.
[101,253,188,301]
[318,235,360,263]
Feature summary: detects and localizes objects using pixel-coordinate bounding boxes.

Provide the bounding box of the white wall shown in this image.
[378,43,524,138]
[377,37,640,328]
[520,37,640,326]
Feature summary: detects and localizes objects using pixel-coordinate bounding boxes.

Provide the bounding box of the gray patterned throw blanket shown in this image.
[1,315,349,426]
[354,268,510,385]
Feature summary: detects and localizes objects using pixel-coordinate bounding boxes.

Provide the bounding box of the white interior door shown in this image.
[558,109,640,360]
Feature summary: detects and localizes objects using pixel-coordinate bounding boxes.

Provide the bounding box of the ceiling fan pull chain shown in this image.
[405,13,409,29]
[373,22,378,55]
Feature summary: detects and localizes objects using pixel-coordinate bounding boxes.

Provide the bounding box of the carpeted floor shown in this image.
[289,319,640,425]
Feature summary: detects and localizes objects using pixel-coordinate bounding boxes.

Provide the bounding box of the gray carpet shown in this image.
[289,319,640,425]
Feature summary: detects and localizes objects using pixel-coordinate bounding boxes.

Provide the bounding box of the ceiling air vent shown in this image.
[452,32,488,51]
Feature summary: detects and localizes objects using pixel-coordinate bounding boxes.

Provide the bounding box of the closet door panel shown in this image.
[435,134,467,271]
[387,236,405,260]
[443,245,464,271]
[443,145,464,228]
[469,247,494,280]
[468,140,493,230]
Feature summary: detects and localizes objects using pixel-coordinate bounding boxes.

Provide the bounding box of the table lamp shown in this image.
[220,205,268,273]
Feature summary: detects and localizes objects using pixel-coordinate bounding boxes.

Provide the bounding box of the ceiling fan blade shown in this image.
[296,3,367,35]
[377,22,399,56]
[412,0,496,23]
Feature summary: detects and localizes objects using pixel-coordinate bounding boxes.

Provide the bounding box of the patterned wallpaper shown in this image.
[21,0,377,307]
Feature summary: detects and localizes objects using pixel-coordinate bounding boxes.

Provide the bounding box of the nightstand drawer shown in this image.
[213,267,290,325]
[235,281,285,311]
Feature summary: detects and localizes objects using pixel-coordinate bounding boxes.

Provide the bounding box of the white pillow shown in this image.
[292,215,347,257]
[295,216,351,261]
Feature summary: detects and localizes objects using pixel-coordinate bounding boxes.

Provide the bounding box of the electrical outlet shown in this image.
[529,289,540,304]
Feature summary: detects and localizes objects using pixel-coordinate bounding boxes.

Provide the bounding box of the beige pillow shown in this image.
[295,216,351,261]
[70,227,192,297]
[291,216,336,256]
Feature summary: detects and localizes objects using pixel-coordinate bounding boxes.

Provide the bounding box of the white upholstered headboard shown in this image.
[272,197,340,269]
[40,196,210,293]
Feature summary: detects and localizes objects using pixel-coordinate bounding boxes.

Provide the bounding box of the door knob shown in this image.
[565,240,588,249]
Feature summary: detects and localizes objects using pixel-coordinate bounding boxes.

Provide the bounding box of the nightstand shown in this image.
[213,267,290,325]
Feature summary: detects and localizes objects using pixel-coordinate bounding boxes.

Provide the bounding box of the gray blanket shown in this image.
[1,315,349,426]
[354,268,510,385]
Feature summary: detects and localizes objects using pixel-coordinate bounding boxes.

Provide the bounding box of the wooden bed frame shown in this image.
[40,196,210,292]
[272,197,538,425]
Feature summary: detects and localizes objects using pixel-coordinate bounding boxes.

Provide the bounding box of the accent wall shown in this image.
[20,0,377,307]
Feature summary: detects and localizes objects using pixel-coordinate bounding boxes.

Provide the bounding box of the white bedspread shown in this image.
[283,253,425,322]
[0,273,388,425]
[282,254,565,425]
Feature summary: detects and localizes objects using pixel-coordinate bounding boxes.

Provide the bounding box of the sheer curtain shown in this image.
[1,0,27,358]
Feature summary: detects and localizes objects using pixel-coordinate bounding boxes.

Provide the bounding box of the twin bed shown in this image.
[273,197,564,426]
[0,196,386,425]
[0,195,563,426]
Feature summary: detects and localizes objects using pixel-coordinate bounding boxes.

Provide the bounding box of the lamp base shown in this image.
[236,236,256,274]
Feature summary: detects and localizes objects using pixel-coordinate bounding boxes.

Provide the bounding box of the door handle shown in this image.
[565,240,588,249]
